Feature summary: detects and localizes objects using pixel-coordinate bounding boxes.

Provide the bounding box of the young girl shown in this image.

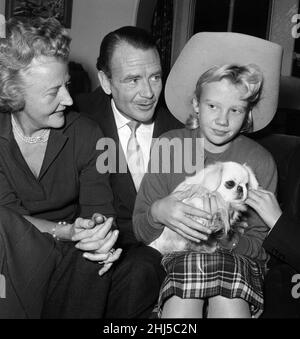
[133,32,283,318]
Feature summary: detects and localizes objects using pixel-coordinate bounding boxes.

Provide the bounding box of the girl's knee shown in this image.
[161,296,205,318]
[207,295,251,318]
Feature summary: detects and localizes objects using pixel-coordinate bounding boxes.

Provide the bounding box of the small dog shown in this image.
[150,161,259,254]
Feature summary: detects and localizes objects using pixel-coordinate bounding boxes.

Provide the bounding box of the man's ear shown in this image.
[98,70,112,95]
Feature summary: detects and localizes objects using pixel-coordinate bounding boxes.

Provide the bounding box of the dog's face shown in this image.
[216,162,258,203]
[177,161,259,204]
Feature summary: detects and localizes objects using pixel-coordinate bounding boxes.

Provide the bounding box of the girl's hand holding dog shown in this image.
[71,213,122,275]
[246,188,282,229]
[151,192,213,243]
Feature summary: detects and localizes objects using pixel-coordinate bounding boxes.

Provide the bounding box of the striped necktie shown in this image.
[127,121,145,191]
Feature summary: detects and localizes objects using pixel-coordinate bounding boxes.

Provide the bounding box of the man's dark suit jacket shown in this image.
[262,145,300,318]
[75,87,183,247]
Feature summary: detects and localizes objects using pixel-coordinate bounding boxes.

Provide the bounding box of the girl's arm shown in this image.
[133,171,212,245]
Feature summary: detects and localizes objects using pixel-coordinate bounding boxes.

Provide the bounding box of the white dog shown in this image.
[150,161,259,254]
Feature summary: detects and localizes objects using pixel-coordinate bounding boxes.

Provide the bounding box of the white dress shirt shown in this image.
[111,99,154,172]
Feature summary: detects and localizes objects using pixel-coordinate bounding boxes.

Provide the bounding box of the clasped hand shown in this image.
[70,213,122,276]
[151,192,222,243]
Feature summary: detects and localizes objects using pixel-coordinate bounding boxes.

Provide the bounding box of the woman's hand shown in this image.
[151,191,213,243]
[246,188,282,229]
[70,213,122,275]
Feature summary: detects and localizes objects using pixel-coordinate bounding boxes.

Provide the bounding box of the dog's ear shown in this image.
[243,163,259,189]
[194,162,224,191]
[175,162,223,193]
[201,163,224,191]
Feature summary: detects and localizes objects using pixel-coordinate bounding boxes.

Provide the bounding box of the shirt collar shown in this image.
[111,99,131,130]
[111,99,154,132]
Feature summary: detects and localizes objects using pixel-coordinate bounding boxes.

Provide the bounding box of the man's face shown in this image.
[101,42,162,123]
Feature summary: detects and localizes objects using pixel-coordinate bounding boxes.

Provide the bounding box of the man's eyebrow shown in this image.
[122,74,141,81]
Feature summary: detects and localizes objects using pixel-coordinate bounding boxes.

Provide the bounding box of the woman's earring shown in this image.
[241,110,253,134]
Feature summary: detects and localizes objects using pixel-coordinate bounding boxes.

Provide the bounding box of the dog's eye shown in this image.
[225,180,235,189]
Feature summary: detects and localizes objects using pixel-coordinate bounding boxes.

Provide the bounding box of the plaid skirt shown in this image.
[154,248,266,317]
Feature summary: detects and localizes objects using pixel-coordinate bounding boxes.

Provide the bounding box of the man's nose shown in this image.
[140,80,154,98]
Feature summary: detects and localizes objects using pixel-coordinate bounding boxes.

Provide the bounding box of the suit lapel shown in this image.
[152,107,165,139]
[98,98,137,196]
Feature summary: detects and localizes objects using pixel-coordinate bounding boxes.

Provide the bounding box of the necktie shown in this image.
[127,121,145,191]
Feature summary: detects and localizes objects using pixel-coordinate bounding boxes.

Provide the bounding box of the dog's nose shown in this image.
[237,185,243,199]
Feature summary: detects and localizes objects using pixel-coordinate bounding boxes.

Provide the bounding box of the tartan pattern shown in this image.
[127,121,145,191]
[155,248,266,317]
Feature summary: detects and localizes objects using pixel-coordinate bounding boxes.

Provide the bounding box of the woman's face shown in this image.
[18,57,73,133]
[193,78,248,153]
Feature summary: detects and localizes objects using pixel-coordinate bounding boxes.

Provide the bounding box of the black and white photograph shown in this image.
[0,0,300,325]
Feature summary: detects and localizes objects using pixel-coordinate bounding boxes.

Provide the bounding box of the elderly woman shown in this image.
[0,17,163,319]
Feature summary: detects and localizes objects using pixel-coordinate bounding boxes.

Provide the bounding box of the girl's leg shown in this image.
[161,296,204,318]
[207,295,251,318]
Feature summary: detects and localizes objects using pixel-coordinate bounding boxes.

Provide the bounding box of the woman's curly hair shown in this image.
[0,16,71,113]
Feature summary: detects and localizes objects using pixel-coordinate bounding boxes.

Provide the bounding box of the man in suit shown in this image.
[75,26,183,247]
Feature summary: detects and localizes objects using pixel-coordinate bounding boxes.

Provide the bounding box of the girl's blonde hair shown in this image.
[186,64,263,133]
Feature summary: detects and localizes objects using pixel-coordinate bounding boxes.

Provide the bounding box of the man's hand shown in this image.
[246,188,282,229]
[71,213,122,275]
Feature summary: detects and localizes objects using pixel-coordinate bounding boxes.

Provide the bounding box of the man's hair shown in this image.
[187,64,263,133]
[0,16,71,113]
[96,26,159,78]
